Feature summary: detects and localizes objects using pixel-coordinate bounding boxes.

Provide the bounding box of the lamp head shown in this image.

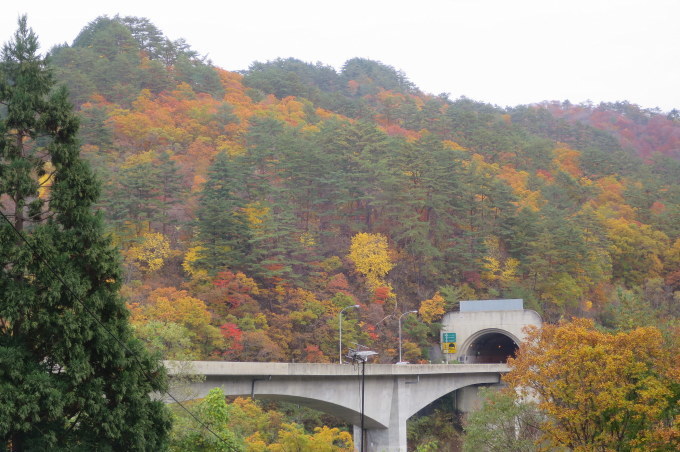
[348,350,378,362]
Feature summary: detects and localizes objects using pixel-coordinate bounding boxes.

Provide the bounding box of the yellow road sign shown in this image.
[441,342,457,353]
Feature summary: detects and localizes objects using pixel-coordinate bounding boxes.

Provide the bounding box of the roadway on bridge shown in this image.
[165,361,510,377]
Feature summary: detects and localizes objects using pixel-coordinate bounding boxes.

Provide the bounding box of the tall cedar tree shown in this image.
[195,151,252,274]
[0,17,171,450]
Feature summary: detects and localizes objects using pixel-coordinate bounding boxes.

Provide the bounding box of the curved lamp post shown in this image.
[398,310,418,363]
[339,304,360,363]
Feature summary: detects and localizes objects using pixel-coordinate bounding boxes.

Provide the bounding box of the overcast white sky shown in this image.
[3,0,679,111]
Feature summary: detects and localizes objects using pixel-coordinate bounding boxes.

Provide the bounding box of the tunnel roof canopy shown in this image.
[460,299,524,312]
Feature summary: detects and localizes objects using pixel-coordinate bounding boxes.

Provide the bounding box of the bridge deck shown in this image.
[165,361,509,376]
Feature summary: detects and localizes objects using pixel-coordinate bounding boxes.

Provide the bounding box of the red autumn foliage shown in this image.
[650,201,666,215]
[373,286,391,304]
[302,344,329,363]
[536,169,554,182]
[219,322,244,357]
[212,271,257,308]
[327,273,350,293]
[220,322,243,342]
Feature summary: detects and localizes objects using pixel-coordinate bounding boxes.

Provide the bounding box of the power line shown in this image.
[0,210,231,447]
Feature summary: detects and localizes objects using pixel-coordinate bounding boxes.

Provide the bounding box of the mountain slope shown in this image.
[43,16,680,365]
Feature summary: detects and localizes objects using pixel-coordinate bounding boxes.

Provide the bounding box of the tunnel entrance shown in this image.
[466,332,518,363]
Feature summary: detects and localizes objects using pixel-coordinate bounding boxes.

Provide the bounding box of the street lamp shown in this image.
[398,310,418,363]
[348,346,378,452]
[339,304,360,363]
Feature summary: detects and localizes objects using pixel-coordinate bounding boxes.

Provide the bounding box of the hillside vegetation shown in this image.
[48,15,680,365]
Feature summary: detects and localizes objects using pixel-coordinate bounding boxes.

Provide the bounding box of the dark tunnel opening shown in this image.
[466,333,518,363]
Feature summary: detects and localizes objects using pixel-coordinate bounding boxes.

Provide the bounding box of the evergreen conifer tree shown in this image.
[195,151,252,274]
[0,17,171,450]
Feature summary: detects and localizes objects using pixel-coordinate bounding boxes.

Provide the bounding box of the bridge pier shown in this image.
[361,425,404,452]
[355,425,401,452]
[353,375,409,451]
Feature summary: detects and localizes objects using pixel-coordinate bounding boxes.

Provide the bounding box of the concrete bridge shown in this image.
[165,299,539,451]
[165,360,509,451]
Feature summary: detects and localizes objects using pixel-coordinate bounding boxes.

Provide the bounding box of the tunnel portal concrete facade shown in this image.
[440,299,542,364]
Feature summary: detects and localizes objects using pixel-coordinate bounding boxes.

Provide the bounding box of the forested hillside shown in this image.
[48,15,680,366]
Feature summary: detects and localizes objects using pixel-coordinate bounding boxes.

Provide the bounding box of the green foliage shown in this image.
[169,388,244,451]
[341,58,417,96]
[171,394,353,451]
[613,287,657,330]
[195,152,253,275]
[462,388,541,452]
[51,15,221,107]
[0,17,170,449]
[414,441,440,452]
[407,394,461,451]
[174,54,224,99]
[119,16,170,60]
[243,58,339,102]
[133,320,200,360]
[103,150,186,237]
[242,57,417,118]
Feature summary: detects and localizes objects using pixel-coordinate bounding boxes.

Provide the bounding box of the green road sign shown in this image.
[442,332,457,342]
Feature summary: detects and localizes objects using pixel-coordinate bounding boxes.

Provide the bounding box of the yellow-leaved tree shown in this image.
[419,292,446,323]
[129,287,223,358]
[504,318,679,451]
[481,256,520,288]
[603,217,668,287]
[182,245,209,283]
[348,232,394,289]
[125,232,171,273]
[268,423,353,452]
[481,236,519,291]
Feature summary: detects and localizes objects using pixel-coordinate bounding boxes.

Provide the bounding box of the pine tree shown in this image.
[195,151,252,274]
[0,17,171,450]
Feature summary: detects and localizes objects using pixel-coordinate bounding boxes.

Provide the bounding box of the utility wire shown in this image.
[0,210,231,447]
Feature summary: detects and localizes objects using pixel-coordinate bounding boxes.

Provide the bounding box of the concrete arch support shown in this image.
[363,371,502,451]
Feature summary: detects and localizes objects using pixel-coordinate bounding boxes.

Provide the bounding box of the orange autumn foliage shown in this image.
[552,144,583,178]
[505,318,679,451]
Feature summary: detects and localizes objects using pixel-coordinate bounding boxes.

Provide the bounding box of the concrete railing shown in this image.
[164,360,509,376]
